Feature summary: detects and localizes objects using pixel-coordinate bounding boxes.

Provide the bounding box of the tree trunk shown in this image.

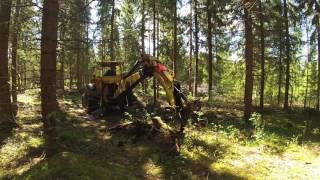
[59,21,66,92]
[153,0,157,105]
[40,0,59,157]
[156,12,160,98]
[207,0,213,101]
[76,39,82,90]
[23,60,27,89]
[84,9,90,85]
[283,0,290,110]
[172,0,178,79]
[110,0,116,64]
[188,0,193,93]
[193,0,199,97]
[259,0,265,110]
[316,1,320,110]
[304,21,310,109]
[0,0,14,123]
[11,0,22,116]
[243,0,254,122]
[141,0,147,94]
[304,63,309,109]
[277,21,283,105]
[317,25,320,110]
[60,52,65,92]
[69,62,73,89]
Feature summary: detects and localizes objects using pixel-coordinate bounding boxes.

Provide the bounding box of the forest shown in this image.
[0,0,320,179]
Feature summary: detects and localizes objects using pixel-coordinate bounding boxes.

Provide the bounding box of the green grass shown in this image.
[0,90,319,179]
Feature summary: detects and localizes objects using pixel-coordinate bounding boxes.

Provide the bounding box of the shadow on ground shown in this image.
[14,94,245,180]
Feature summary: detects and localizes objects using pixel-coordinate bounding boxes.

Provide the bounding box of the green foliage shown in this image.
[249,113,265,139]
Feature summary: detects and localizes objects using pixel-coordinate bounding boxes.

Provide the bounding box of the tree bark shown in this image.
[243,0,254,122]
[40,0,59,157]
[141,0,147,94]
[317,24,320,110]
[304,21,310,109]
[76,39,82,90]
[207,0,213,101]
[172,0,178,79]
[69,62,73,89]
[110,0,116,64]
[11,0,22,116]
[304,63,309,109]
[59,16,66,92]
[153,0,157,105]
[277,5,283,106]
[0,0,14,123]
[193,0,199,97]
[188,0,193,93]
[259,0,265,110]
[316,1,320,110]
[283,0,290,110]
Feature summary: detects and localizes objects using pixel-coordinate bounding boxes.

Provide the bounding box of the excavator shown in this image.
[82,53,200,133]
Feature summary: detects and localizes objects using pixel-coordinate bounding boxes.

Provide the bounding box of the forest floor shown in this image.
[0,89,320,180]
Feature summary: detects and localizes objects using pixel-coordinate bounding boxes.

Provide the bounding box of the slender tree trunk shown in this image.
[193,0,199,97]
[317,26,320,110]
[11,0,21,116]
[153,0,157,105]
[172,0,178,79]
[207,0,213,101]
[141,0,147,94]
[283,0,290,110]
[304,21,310,109]
[85,10,90,85]
[259,0,265,109]
[76,40,82,90]
[304,63,309,109]
[40,0,59,157]
[316,2,320,110]
[69,62,73,89]
[23,61,27,89]
[59,21,66,92]
[0,0,14,123]
[110,0,116,64]
[277,2,283,105]
[60,51,65,92]
[189,0,193,93]
[156,15,160,98]
[243,0,254,122]
[277,34,283,105]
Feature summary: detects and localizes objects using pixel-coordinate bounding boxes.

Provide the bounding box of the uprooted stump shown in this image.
[108,116,181,155]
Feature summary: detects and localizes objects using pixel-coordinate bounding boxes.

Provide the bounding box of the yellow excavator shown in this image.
[82,53,200,133]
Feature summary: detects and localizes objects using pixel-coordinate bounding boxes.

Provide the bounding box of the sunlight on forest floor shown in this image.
[0,89,320,179]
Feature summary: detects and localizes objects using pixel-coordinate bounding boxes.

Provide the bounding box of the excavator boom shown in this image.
[83,53,195,133]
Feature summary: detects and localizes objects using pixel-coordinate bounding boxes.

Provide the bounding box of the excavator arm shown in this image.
[113,53,187,109]
[83,53,197,133]
[114,54,190,132]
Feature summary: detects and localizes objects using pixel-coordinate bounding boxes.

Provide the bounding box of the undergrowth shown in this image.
[0,89,319,179]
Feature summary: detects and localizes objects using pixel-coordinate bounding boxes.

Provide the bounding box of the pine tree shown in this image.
[243,0,254,122]
[283,0,291,110]
[207,0,213,101]
[11,0,22,116]
[0,0,14,124]
[40,0,59,156]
